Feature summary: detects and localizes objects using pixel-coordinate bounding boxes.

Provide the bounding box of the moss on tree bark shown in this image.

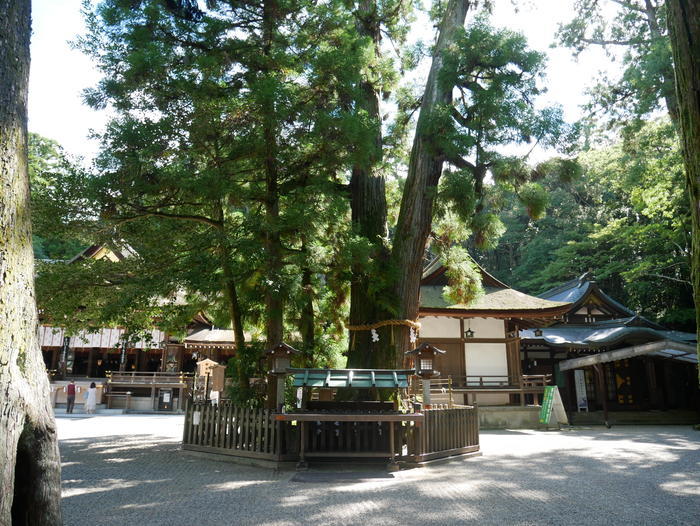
[667,0,700,383]
[0,1,63,523]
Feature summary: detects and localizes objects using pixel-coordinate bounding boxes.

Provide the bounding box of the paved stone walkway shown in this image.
[57,415,700,525]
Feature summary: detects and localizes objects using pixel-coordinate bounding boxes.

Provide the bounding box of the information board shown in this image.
[539,386,569,426]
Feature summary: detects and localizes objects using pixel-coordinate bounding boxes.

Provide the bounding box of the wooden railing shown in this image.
[106,371,193,386]
[405,406,480,463]
[183,401,297,461]
[447,375,551,388]
[182,401,480,466]
[423,375,551,406]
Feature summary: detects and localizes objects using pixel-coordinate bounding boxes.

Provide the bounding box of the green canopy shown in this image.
[288,368,412,389]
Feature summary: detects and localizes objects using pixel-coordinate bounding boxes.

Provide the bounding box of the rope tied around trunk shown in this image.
[347,319,421,331]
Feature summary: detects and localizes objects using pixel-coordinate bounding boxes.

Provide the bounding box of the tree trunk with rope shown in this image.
[389,0,472,366]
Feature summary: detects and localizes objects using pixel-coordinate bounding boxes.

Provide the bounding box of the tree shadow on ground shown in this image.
[60,427,700,526]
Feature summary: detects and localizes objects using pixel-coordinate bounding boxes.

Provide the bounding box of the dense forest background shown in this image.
[475,119,693,331]
[32,116,693,332]
[28,0,695,377]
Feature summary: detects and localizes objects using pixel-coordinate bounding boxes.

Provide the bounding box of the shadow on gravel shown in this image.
[60,428,700,526]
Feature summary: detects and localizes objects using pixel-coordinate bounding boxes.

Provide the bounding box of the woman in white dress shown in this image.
[84,382,97,414]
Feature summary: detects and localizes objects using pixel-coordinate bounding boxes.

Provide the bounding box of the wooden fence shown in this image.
[405,406,480,463]
[182,400,297,461]
[182,401,479,465]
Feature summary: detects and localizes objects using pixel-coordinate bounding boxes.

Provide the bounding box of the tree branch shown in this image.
[580,37,651,47]
[116,209,223,229]
[640,272,692,286]
[443,154,476,172]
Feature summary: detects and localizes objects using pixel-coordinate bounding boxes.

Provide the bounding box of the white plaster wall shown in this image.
[465,343,508,377]
[419,316,461,339]
[467,318,505,338]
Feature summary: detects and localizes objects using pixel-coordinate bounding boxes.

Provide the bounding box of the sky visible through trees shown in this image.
[27,0,695,374]
[29,0,616,163]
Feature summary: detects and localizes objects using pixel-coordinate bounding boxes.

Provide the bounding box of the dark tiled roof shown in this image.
[520,323,696,349]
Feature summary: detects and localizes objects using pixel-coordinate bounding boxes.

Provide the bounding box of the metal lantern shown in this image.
[405,343,446,408]
[265,342,301,374]
[465,319,475,338]
[405,342,446,378]
[265,342,301,411]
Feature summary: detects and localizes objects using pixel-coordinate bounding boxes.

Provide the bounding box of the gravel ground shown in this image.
[57,415,700,525]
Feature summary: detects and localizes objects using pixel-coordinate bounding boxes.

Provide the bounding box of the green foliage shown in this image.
[477,119,693,330]
[517,182,548,220]
[226,344,265,406]
[557,0,677,130]
[429,16,573,254]
[28,133,87,260]
[441,245,484,306]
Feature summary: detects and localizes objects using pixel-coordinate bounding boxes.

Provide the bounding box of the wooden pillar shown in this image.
[50,348,59,370]
[644,357,661,409]
[119,343,127,372]
[592,364,610,428]
[176,345,183,372]
[297,421,308,470]
[140,350,148,372]
[159,347,167,372]
[86,348,96,378]
[387,421,399,471]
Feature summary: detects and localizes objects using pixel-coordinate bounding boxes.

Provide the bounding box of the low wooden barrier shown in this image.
[182,401,297,461]
[405,406,480,463]
[105,392,132,410]
[182,401,479,466]
[107,371,193,386]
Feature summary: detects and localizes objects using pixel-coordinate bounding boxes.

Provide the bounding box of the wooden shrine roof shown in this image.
[419,260,570,318]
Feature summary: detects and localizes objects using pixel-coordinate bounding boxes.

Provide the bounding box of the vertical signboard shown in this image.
[539,386,554,424]
[574,369,589,412]
[539,386,569,426]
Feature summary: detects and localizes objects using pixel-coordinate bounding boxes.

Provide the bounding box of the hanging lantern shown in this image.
[464,319,475,338]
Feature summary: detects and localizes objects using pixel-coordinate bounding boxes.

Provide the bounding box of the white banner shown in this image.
[574,369,589,412]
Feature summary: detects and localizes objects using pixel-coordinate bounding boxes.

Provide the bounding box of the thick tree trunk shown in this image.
[666,0,700,382]
[0,1,63,524]
[262,0,284,347]
[390,0,471,364]
[298,237,315,362]
[216,201,248,391]
[346,0,393,369]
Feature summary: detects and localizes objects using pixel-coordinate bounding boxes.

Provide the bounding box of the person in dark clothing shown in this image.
[65,380,76,413]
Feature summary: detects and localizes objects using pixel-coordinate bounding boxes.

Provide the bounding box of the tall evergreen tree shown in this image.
[0,1,62,523]
[36,0,370,378]
[558,0,678,129]
[348,6,570,367]
[666,0,700,377]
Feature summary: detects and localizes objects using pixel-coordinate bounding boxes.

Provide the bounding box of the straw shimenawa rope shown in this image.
[347,319,421,331]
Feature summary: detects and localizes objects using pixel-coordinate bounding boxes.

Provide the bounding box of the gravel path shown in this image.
[58,415,700,525]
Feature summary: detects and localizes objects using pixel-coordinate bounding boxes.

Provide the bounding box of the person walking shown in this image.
[84,382,97,414]
[65,380,76,413]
